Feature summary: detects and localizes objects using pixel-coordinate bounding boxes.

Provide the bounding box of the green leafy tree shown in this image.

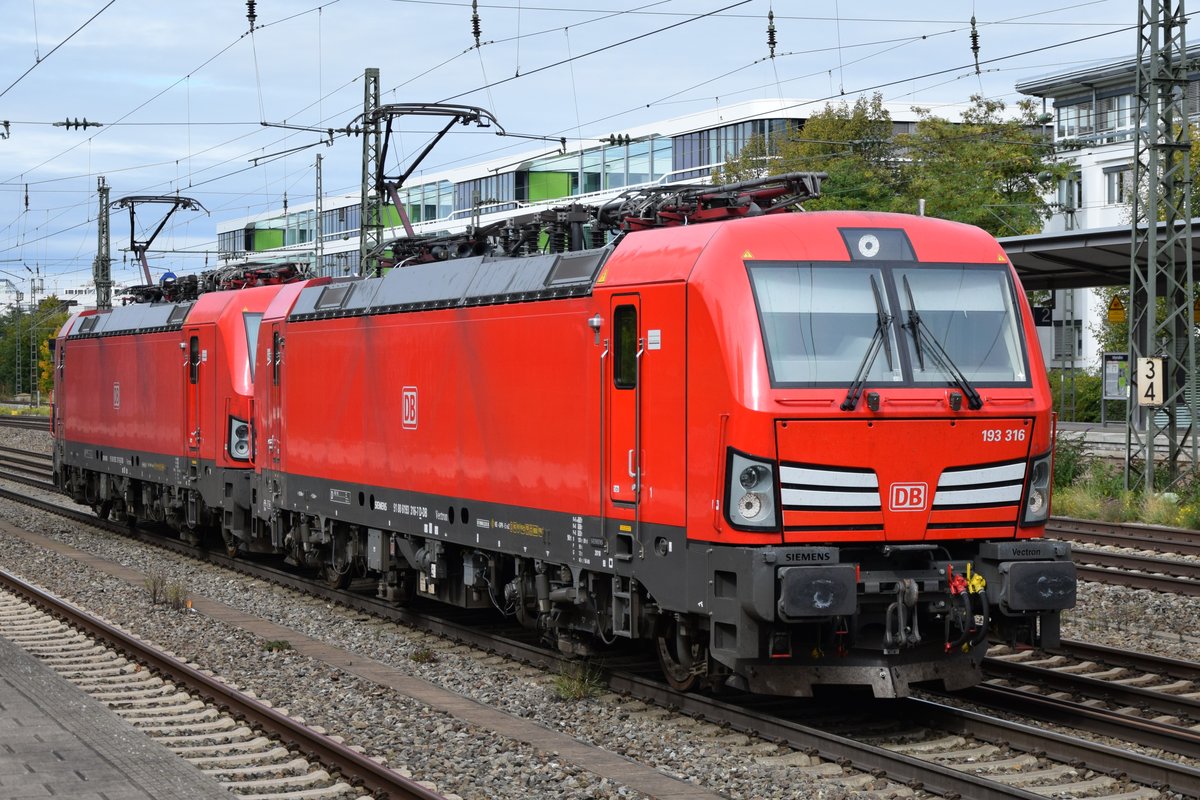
[780,94,907,212]
[715,93,1064,238]
[715,93,906,211]
[0,297,70,402]
[898,95,1063,236]
[32,297,70,400]
[0,307,25,398]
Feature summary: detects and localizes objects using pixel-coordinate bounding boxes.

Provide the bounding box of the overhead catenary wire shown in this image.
[0,0,1132,278]
[0,0,117,101]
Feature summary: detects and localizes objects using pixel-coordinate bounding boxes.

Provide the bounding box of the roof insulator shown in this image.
[970,15,980,75]
[767,9,777,59]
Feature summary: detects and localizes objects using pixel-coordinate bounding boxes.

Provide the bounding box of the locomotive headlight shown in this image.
[228,416,251,462]
[737,492,765,520]
[726,451,778,530]
[740,465,767,490]
[1021,450,1052,525]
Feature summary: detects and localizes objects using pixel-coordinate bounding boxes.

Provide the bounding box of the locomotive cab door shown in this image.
[607,296,642,505]
[185,328,202,454]
[266,324,283,467]
[605,295,643,563]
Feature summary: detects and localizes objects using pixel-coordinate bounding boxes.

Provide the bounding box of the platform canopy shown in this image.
[1000,219,1200,291]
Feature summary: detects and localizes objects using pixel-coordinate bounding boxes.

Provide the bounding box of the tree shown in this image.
[780,94,907,213]
[714,93,1064,238]
[0,297,70,402]
[898,95,1064,236]
[31,297,70,401]
[714,93,907,212]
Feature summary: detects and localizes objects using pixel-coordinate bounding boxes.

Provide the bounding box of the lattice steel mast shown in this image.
[1127,0,1197,489]
[93,177,111,310]
[358,68,382,277]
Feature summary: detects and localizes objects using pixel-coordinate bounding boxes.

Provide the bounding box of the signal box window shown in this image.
[613,305,637,389]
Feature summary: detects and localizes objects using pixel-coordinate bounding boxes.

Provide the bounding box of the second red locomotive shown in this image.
[54,175,1075,697]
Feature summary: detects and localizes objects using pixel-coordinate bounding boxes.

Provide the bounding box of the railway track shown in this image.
[1072,547,1200,594]
[0,569,443,800]
[1049,516,1200,557]
[2,479,1199,798]
[979,643,1200,755]
[0,414,50,431]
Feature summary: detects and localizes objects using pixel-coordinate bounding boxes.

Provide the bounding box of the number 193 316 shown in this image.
[982,428,1026,443]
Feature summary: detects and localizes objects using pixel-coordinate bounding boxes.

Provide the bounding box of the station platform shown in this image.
[0,634,230,799]
[1057,419,1196,462]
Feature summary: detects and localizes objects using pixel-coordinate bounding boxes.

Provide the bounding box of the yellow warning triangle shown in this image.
[742,249,754,259]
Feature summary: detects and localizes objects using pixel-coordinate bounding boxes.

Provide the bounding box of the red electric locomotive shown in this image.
[53,175,1075,697]
[237,175,1073,697]
[52,280,308,547]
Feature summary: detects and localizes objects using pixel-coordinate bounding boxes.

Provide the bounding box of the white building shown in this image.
[1015,49,1200,372]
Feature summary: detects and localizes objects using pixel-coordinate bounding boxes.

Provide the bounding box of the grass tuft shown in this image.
[551,663,604,702]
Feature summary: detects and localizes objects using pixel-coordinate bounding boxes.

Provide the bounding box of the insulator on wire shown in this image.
[970,15,980,75]
[247,0,257,30]
[471,0,481,48]
[767,9,777,59]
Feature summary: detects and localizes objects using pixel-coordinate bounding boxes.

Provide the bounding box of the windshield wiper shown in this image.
[841,275,893,411]
[901,275,983,410]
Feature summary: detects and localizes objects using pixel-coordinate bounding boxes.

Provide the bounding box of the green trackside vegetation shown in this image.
[0,295,71,405]
[1052,432,1200,529]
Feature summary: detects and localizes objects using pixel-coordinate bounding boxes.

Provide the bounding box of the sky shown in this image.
[0,0,1140,299]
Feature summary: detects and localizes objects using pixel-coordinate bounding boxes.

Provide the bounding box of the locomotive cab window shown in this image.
[747,261,1029,388]
[896,265,1028,384]
[613,305,638,389]
[748,264,901,385]
[243,313,263,381]
[188,336,200,384]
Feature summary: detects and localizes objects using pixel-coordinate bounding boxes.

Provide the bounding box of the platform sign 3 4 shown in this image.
[1136,357,1165,407]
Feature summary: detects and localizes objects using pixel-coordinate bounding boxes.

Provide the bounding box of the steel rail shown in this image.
[915,694,1200,798]
[0,470,57,492]
[0,416,51,430]
[1059,638,1200,681]
[0,451,53,471]
[0,567,446,800]
[956,681,1200,760]
[982,656,1200,729]
[1049,516,1200,557]
[1073,546,1200,594]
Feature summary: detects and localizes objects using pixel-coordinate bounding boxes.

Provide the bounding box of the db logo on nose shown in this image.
[890,482,928,511]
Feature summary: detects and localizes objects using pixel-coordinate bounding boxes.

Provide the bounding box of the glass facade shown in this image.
[217,117,798,261]
[673,119,791,180]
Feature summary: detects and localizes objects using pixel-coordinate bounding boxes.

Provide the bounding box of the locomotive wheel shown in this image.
[322,562,352,590]
[655,614,707,692]
[91,500,112,521]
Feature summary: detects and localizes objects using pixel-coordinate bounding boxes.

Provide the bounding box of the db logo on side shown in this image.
[402,386,418,430]
[890,482,928,511]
